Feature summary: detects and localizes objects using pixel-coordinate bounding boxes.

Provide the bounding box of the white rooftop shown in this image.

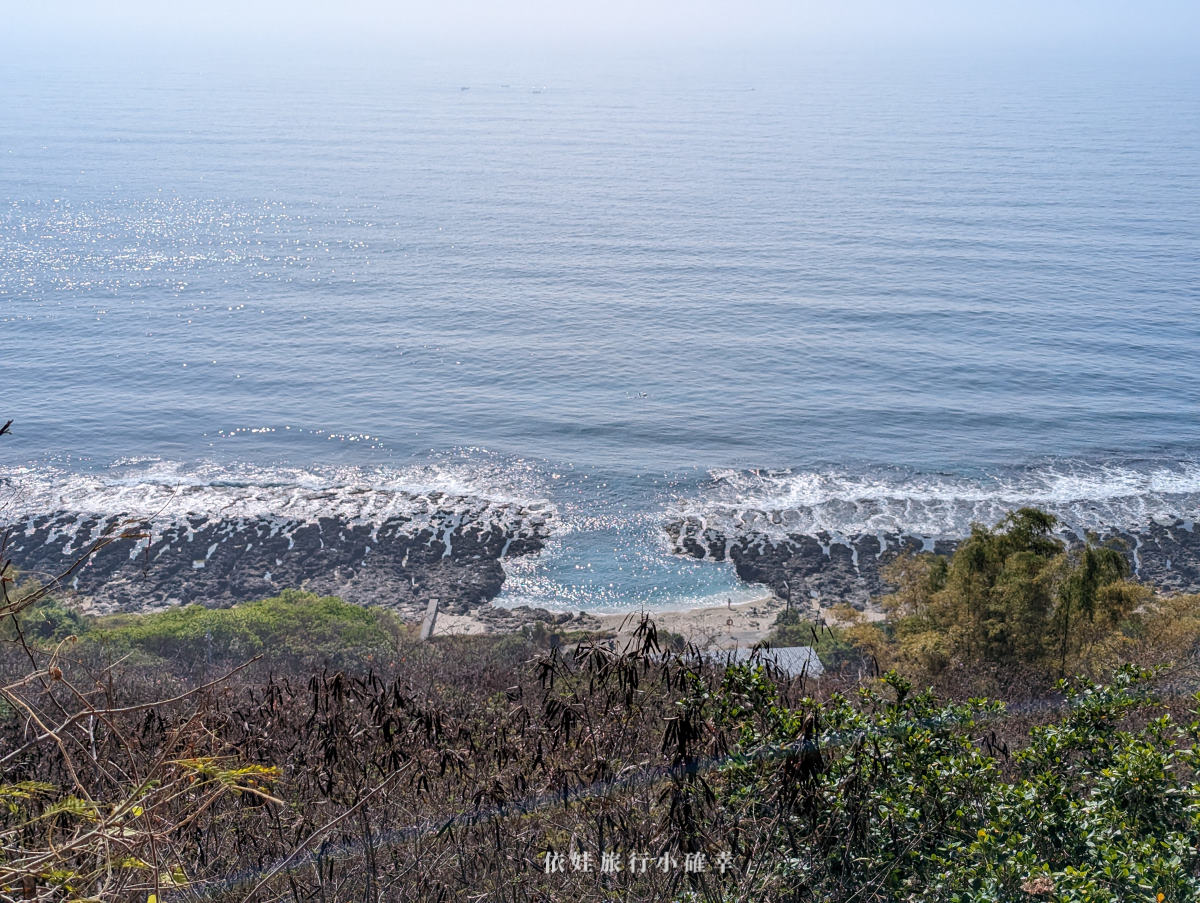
[707,645,824,677]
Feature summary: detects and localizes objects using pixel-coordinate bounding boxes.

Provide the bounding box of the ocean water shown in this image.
[2,44,1199,611]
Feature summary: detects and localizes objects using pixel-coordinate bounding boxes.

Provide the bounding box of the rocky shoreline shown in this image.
[8,490,1200,631]
[665,516,1200,611]
[6,497,554,622]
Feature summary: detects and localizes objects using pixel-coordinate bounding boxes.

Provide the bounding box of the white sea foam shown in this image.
[670,461,1200,541]
[0,460,556,537]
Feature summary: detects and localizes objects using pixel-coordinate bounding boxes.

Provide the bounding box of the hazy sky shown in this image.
[7,0,1200,51]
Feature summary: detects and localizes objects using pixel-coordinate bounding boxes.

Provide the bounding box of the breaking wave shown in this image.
[0,458,556,537]
[668,459,1200,543]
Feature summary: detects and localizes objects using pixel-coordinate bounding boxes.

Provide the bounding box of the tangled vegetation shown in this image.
[2,587,1200,901]
[4,458,1200,901]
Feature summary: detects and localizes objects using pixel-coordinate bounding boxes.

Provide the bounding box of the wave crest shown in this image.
[670,460,1200,541]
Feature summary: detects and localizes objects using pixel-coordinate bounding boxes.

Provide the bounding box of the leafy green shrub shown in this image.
[709,663,1200,901]
[91,589,404,671]
[1,595,88,643]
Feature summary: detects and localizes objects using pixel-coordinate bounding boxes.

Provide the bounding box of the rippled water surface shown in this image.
[3,46,1198,609]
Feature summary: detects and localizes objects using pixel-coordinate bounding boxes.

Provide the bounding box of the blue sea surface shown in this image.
[2,44,1198,610]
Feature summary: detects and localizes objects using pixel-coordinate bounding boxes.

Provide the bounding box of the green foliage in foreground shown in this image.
[5,592,1199,900]
[708,662,1200,901]
[90,589,405,670]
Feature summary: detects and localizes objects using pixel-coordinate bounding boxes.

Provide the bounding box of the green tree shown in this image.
[884,508,1141,678]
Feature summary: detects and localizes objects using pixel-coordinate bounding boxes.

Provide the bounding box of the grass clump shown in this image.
[91,588,405,671]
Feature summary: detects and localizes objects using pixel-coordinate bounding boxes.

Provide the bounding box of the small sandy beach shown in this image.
[431,595,789,650]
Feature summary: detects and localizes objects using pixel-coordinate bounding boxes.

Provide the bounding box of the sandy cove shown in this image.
[430,594,789,650]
